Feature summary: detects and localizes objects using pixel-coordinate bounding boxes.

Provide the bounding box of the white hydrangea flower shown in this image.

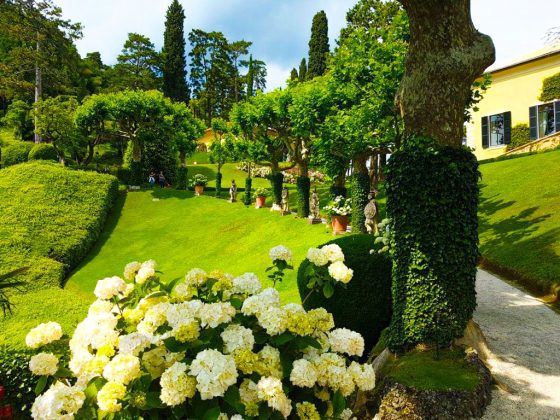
[118,332,152,356]
[160,362,196,406]
[94,276,127,300]
[137,302,171,334]
[70,312,118,353]
[31,382,85,420]
[290,359,318,388]
[257,307,288,336]
[189,349,238,400]
[88,300,114,316]
[103,354,142,385]
[328,328,364,357]
[184,268,207,287]
[348,361,376,391]
[232,272,262,295]
[307,308,335,332]
[29,353,58,376]
[221,324,255,354]
[97,381,126,413]
[327,261,354,284]
[240,379,259,416]
[199,302,236,328]
[123,261,141,281]
[258,345,283,379]
[257,376,293,418]
[135,265,155,285]
[321,244,345,263]
[340,408,357,420]
[241,288,281,317]
[26,322,63,349]
[312,352,348,390]
[306,247,329,267]
[269,245,293,262]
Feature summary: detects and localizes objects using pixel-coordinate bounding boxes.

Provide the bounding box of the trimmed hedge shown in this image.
[176,166,188,190]
[216,171,223,197]
[28,143,58,161]
[507,124,531,151]
[244,177,252,205]
[268,172,284,205]
[0,161,119,291]
[297,234,392,351]
[1,141,33,166]
[385,147,479,351]
[0,350,36,417]
[297,176,311,217]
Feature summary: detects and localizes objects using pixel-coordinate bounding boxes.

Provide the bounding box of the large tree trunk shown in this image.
[34,36,43,144]
[397,0,495,146]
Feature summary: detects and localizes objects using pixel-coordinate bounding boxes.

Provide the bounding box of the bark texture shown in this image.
[397,0,495,146]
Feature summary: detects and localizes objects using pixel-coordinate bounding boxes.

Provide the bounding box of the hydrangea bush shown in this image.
[25,249,375,419]
[323,197,352,217]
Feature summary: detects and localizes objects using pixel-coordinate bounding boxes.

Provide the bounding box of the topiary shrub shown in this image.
[539,72,560,102]
[507,123,531,151]
[351,172,370,234]
[297,234,392,351]
[215,171,223,197]
[1,141,33,167]
[28,143,58,161]
[0,350,36,418]
[385,146,479,351]
[297,176,311,217]
[244,177,252,205]
[268,172,284,206]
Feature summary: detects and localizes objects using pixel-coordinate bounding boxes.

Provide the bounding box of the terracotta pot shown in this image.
[256,195,266,208]
[331,215,349,235]
[195,185,204,196]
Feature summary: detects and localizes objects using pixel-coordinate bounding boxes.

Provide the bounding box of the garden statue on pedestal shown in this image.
[281,187,290,215]
[364,190,379,235]
[308,188,322,224]
[229,180,237,202]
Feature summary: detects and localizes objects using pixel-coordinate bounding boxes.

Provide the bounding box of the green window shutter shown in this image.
[554,101,560,134]
[481,116,489,148]
[529,106,538,140]
[503,111,512,145]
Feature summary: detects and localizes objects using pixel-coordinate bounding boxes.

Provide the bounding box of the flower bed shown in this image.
[25,248,376,419]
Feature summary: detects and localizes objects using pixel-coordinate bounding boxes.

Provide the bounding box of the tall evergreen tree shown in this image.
[298,58,307,82]
[290,68,299,82]
[246,55,254,98]
[307,11,329,79]
[162,0,189,102]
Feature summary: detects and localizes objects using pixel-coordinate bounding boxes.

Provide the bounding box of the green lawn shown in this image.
[479,149,560,293]
[68,188,334,303]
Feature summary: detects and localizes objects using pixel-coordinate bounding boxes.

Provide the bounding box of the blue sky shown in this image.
[56,0,560,90]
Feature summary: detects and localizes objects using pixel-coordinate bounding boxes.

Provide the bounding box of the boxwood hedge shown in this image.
[0,161,119,291]
[28,143,58,161]
[1,141,33,167]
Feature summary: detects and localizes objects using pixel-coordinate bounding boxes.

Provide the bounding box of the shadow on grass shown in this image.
[63,191,127,286]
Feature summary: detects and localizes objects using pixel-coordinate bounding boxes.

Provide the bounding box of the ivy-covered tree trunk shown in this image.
[296,161,311,218]
[244,177,252,206]
[387,0,495,351]
[216,171,223,198]
[331,173,347,199]
[269,171,284,206]
[351,156,370,234]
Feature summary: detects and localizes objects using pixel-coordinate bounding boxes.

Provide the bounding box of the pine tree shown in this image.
[298,58,307,82]
[290,68,299,82]
[307,10,329,79]
[162,0,189,102]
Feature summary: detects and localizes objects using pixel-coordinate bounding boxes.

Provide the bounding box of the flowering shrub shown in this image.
[254,187,269,197]
[373,218,392,254]
[25,251,374,419]
[190,174,209,187]
[323,196,352,217]
[302,244,354,301]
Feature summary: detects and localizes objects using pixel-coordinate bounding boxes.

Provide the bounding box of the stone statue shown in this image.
[280,187,290,215]
[229,180,237,202]
[364,190,379,235]
[308,188,321,224]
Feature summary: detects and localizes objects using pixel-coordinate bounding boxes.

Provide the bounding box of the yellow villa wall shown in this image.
[466,53,560,160]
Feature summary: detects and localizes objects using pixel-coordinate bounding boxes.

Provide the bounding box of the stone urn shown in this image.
[256,195,266,208]
[194,185,204,196]
[332,215,349,235]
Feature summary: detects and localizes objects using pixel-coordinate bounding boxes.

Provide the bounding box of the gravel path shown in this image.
[474,269,560,419]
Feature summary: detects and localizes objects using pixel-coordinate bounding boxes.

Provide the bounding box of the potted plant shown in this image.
[323,196,352,235]
[255,187,269,208]
[190,174,208,196]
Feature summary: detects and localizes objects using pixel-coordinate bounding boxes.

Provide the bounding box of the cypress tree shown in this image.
[247,55,254,97]
[298,58,307,82]
[307,11,329,79]
[290,68,299,82]
[162,0,189,102]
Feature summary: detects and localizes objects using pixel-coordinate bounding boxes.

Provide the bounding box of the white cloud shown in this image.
[265,62,292,91]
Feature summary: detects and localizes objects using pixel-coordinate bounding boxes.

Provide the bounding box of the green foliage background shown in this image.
[539,72,560,102]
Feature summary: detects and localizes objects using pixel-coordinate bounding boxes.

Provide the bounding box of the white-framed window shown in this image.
[530,101,560,140]
[481,111,511,149]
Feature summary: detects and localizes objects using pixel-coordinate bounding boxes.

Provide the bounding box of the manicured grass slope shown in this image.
[69,189,334,303]
[479,150,560,292]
